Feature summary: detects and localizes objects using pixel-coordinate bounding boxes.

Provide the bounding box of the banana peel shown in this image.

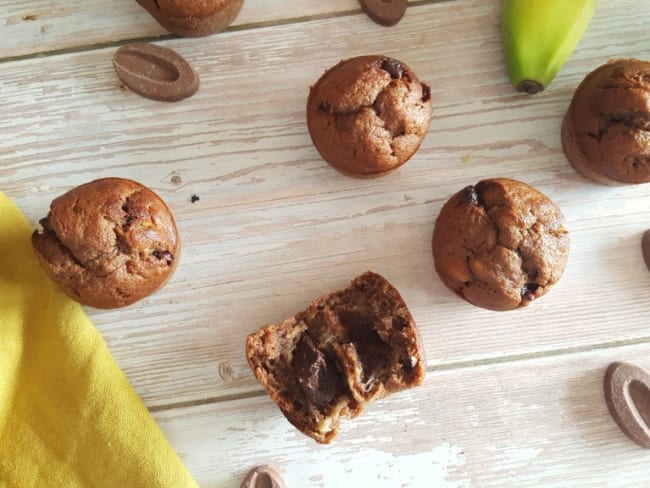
[502,0,598,94]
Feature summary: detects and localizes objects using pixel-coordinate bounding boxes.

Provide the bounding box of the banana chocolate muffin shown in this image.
[246,271,425,444]
[32,177,180,309]
[306,55,432,177]
[432,178,570,311]
[562,58,650,185]
[136,0,244,37]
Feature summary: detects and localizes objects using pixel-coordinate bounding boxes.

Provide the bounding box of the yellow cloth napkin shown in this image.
[0,192,198,488]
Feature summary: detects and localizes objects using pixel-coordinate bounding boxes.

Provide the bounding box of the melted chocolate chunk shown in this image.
[337,309,392,382]
[292,335,343,409]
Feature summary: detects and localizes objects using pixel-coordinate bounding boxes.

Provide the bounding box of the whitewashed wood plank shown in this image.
[1,0,649,407]
[1,0,371,59]
[156,343,650,487]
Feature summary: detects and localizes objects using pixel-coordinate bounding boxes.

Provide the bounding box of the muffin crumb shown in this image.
[246,271,425,443]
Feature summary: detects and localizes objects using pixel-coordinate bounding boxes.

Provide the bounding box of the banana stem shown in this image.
[516,79,544,94]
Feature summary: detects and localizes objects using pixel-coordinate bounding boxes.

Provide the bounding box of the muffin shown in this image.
[246,271,425,444]
[562,59,650,185]
[432,178,570,311]
[136,0,244,37]
[306,55,432,177]
[32,178,180,309]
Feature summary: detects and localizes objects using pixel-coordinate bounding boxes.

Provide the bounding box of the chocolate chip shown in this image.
[457,185,479,206]
[521,283,540,298]
[292,335,343,409]
[38,216,52,232]
[240,465,285,488]
[604,362,650,448]
[642,230,650,272]
[380,57,404,79]
[121,199,137,227]
[112,43,199,102]
[422,83,431,102]
[359,0,407,26]
[190,194,200,203]
[318,101,331,113]
[152,249,174,265]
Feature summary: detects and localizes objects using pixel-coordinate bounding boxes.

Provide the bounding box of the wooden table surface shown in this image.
[2,1,650,486]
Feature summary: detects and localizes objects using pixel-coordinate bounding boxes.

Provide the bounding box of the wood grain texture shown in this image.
[2,1,650,485]
[0,0,363,59]
[156,344,650,487]
[1,1,649,409]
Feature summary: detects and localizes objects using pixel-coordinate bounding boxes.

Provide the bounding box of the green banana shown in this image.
[501,0,598,94]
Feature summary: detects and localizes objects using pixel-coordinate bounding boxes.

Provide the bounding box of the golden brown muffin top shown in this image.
[307,55,432,177]
[32,177,179,309]
[433,178,570,311]
[564,58,650,184]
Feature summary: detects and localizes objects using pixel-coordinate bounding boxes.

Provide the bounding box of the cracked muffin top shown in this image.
[562,58,650,185]
[306,55,432,177]
[432,178,570,311]
[31,177,179,309]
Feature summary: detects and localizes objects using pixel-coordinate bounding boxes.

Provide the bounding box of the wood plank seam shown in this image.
[0,0,459,65]
[146,334,650,413]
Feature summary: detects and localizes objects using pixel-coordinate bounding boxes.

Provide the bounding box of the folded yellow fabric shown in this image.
[0,192,198,488]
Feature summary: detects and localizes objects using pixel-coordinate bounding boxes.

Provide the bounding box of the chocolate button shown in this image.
[112,43,199,102]
[359,0,407,26]
[240,465,285,488]
[604,362,650,448]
